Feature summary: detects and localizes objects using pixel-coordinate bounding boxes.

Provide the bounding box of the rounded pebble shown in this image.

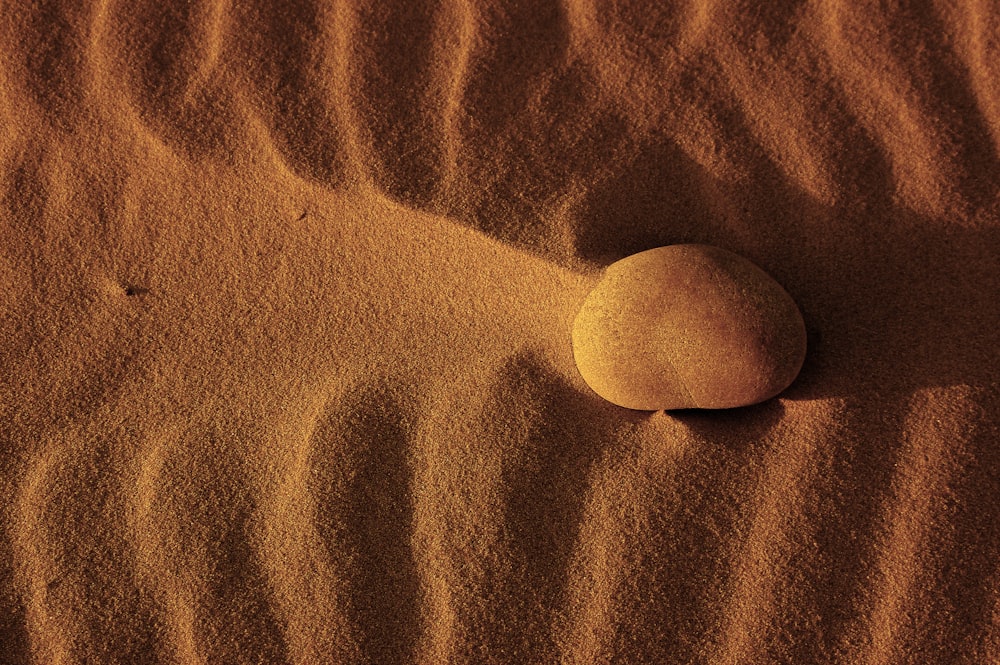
[572,244,807,411]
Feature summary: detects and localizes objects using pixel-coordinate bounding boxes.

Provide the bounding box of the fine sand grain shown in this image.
[1,1,999,663]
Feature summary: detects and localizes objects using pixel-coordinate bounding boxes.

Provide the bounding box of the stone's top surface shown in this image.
[572,244,807,411]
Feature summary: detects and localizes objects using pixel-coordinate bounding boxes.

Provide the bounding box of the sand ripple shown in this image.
[1,0,998,662]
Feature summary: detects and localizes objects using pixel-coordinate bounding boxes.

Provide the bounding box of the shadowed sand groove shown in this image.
[130,422,203,665]
[229,0,353,186]
[556,413,695,664]
[137,421,290,665]
[0,423,29,665]
[190,439,290,665]
[12,432,75,664]
[437,0,629,252]
[602,402,788,664]
[406,367,515,664]
[350,0,452,208]
[46,421,164,664]
[5,0,91,127]
[1,0,1000,662]
[812,0,971,216]
[703,398,849,664]
[405,371,494,664]
[710,37,840,205]
[255,389,360,665]
[405,354,634,664]
[307,382,423,665]
[106,0,239,159]
[844,386,977,665]
[470,354,619,661]
[565,0,716,123]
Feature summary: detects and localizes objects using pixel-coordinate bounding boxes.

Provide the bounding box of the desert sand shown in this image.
[0,0,998,663]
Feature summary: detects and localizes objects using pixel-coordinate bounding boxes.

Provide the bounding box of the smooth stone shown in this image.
[572,244,807,411]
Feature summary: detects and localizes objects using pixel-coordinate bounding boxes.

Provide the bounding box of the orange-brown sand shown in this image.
[1,1,999,663]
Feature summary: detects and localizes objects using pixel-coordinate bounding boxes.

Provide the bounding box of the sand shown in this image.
[0,0,998,663]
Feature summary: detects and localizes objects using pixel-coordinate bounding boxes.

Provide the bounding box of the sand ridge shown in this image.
[1,0,999,663]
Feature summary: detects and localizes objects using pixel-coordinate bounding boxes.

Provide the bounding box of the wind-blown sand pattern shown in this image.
[0,1,998,663]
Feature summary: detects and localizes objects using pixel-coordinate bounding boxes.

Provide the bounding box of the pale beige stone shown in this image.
[572,245,807,410]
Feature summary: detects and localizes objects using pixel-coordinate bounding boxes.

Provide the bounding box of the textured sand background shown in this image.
[1,1,999,663]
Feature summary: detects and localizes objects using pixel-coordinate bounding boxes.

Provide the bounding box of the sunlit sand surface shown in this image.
[1,1,998,663]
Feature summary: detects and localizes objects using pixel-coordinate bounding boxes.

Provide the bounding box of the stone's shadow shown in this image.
[571,139,731,266]
[568,133,1000,402]
[550,129,1000,660]
[670,399,786,451]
